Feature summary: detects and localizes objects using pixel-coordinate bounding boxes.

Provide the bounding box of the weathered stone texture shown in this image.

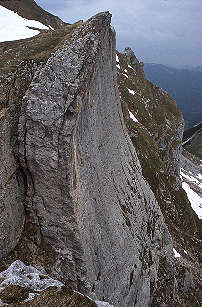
[0,95,25,259]
[0,62,39,259]
[17,12,175,306]
[0,9,200,307]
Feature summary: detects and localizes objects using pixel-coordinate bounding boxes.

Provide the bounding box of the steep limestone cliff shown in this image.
[0,6,201,307]
[16,12,176,305]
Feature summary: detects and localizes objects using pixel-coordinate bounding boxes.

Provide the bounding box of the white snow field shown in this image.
[182,182,202,219]
[180,168,202,219]
[0,6,49,42]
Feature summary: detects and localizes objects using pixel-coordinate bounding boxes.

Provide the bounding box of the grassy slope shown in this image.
[0,284,97,306]
[0,22,81,116]
[117,50,201,304]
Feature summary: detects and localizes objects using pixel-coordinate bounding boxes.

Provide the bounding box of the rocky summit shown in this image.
[0,1,201,306]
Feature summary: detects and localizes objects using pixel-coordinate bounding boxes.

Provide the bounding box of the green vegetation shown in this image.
[0,285,97,306]
[0,22,81,113]
[0,23,80,73]
[117,49,201,249]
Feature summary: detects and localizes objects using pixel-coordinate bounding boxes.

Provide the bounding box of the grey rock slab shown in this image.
[0,103,25,260]
[18,11,174,306]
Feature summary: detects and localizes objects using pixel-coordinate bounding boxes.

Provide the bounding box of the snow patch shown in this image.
[116,54,119,63]
[197,173,202,180]
[0,260,63,292]
[173,248,181,258]
[122,73,128,78]
[128,65,133,69]
[0,261,113,306]
[184,250,187,254]
[182,182,202,219]
[95,301,114,307]
[0,6,49,42]
[116,64,120,69]
[129,111,139,123]
[127,88,136,95]
[124,69,128,73]
[180,169,202,189]
[182,135,194,145]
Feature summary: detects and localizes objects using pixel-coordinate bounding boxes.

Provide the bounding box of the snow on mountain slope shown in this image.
[0,6,49,42]
[0,261,113,306]
[180,151,202,219]
[181,182,202,219]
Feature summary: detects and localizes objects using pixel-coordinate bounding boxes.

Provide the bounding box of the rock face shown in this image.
[0,16,79,264]
[17,12,175,305]
[0,101,25,259]
[0,6,201,307]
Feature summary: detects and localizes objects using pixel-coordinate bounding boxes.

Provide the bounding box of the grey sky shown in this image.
[37,0,201,67]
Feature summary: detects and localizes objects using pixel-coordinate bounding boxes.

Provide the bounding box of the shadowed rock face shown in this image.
[0,104,25,259]
[17,12,174,305]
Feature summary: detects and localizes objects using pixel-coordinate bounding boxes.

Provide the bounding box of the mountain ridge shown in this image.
[0,2,201,306]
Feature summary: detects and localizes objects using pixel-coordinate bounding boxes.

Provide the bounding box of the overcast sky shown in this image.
[37,0,201,67]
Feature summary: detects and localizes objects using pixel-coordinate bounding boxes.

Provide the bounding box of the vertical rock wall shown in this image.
[0,64,37,259]
[17,12,174,306]
[0,105,25,259]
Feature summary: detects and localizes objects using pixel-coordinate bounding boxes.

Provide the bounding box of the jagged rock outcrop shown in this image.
[0,5,201,307]
[0,11,176,306]
[16,12,176,305]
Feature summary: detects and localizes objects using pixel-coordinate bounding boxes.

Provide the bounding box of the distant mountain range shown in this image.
[143,63,202,129]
